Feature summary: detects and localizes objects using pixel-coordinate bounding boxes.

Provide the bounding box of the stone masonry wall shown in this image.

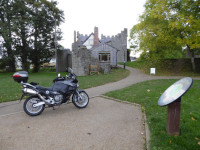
[101,28,127,62]
[57,50,72,72]
[72,45,91,76]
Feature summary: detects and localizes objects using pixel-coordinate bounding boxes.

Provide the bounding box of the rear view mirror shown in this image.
[69,68,73,74]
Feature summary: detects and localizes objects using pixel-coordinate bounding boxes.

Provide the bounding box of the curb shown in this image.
[99,95,150,150]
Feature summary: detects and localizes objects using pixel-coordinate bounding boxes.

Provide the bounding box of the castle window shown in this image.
[99,52,110,62]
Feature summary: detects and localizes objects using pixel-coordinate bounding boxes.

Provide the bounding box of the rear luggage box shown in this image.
[13,71,28,83]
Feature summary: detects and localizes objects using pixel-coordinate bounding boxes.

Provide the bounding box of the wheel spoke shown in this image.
[26,98,43,114]
[73,92,89,108]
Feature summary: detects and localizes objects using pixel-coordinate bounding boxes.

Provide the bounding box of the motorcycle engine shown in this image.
[51,91,63,104]
[54,94,63,103]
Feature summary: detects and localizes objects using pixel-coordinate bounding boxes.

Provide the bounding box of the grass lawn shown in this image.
[0,68,129,103]
[105,79,200,150]
[121,61,200,77]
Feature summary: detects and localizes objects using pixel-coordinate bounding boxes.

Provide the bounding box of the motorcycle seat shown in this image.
[35,85,53,91]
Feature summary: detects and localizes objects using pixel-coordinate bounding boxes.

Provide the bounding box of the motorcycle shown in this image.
[13,68,89,116]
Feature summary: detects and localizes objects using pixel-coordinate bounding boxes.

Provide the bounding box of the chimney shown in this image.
[74,31,76,43]
[94,27,99,46]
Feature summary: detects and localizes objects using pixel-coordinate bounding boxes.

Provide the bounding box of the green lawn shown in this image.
[105,79,200,150]
[121,61,200,76]
[0,68,129,103]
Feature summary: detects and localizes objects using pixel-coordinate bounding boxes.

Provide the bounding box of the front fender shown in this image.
[76,89,85,93]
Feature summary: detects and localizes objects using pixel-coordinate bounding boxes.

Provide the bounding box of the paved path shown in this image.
[85,65,200,97]
[0,97,144,150]
[0,66,199,150]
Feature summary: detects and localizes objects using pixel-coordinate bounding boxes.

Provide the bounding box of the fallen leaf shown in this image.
[169,140,172,144]
[191,117,196,121]
[195,137,200,141]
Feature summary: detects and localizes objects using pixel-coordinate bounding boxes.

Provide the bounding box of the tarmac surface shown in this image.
[0,97,144,150]
[1,66,199,150]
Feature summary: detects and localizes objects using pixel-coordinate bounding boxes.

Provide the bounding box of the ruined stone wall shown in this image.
[57,50,72,72]
[72,45,91,76]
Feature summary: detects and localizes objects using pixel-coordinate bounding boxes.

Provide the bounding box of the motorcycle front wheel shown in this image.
[72,91,89,108]
[23,96,45,116]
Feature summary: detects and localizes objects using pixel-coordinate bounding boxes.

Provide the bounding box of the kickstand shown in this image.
[53,106,55,110]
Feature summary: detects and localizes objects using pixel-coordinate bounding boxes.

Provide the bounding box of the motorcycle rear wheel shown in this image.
[23,96,45,116]
[72,91,89,108]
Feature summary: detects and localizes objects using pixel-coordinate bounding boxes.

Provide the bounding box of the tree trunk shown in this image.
[20,11,29,71]
[33,63,40,73]
[21,57,29,71]
[187,45,196,72]
[3,16,16,72]
[5,42,16,72]
[7,52,16,72]
[32,26,40,73]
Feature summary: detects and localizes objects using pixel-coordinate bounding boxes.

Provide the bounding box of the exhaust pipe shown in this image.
[22,88,38,95]
[22,88,54,104]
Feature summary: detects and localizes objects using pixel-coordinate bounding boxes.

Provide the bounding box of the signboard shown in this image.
[150,68,156,75]
[158,77,193,106]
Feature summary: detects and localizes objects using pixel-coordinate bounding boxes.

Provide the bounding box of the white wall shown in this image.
[83,35,94,49]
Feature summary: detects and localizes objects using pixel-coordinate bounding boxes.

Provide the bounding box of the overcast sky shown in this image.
[56,0,146,50]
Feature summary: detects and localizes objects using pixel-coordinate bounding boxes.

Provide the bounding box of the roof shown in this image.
[91,42,120,51]
[77,33,93,46]
[82,33,94,45]
[100,37,111,43]
[77,32,114,49]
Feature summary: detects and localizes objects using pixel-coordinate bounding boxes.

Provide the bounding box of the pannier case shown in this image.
[13,71,28,83]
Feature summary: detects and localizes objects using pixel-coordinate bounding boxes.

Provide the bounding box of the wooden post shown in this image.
[89,64,91,75]
[166,97,181,136]
[97,64,99,74]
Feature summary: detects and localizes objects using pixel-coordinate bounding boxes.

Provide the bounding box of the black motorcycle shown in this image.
[13,68,89,116]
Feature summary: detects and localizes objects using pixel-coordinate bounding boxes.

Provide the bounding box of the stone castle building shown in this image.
[72,27,127,76]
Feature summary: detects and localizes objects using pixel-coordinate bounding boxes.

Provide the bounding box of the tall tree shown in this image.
[29,0,64,72]
[169,0,200,71]
[130,0,199,68]
[0,0,16,71]
[0,0,64,72]
[12,0,32,70]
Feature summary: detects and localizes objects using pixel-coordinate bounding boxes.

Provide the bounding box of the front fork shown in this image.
[76,89,83,100]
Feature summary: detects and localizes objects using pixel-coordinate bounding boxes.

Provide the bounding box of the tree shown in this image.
[0,0,64,72]
[29,0,64,72]
[0,0,16,72]
[12,0,32,71]
[169,0,200,71]
[131,0,184,60]
[130,0,199,66]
